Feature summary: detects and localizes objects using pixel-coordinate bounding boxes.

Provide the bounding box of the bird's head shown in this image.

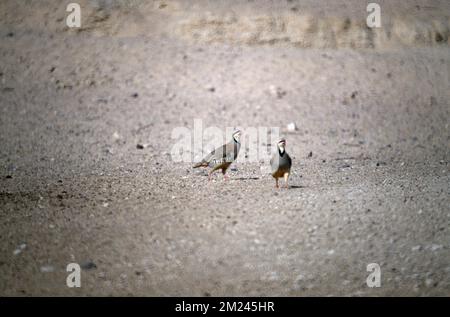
[277,138,286,153]
[232,129,241,143]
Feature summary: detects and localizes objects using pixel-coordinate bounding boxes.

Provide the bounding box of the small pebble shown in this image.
[287,122,297,132]
[81,261,97,270]
[269,85,286,98]
[40,265,55,273]
[112,132,121,140]
[137,143,149,149]
[13,243,26,255]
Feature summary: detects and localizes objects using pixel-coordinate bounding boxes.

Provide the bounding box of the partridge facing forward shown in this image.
[270,138,292,188]
[193,130,241,181]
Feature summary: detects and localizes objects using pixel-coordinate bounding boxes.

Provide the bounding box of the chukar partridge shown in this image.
[270,138,292,188]
[193,130,241,181]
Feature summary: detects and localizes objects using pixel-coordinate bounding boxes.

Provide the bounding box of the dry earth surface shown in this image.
[0,0,449,296]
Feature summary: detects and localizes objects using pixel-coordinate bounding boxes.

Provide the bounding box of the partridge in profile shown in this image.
[193,130,241,181]
[270,138,292,188]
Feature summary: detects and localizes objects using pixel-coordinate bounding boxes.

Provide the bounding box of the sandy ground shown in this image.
[0,1,449,296]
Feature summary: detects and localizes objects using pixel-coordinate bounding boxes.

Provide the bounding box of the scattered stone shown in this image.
[269,85,286,98]
[308,151,313,158]
[40,265,55,273]
[112,131,121,140]
[425,278,434,287]
[206,85,215,92]
[5,175,12,179]
[287,122,297,132]
[131,92,139,98]
[411,245,422,252]
[351,91,358,99]
[430,244,443,251]
[80,261,97,270]
[13,243,26,255]
[137,143,150,149]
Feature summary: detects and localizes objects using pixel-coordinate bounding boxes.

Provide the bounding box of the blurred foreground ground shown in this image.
[0,0,449,296]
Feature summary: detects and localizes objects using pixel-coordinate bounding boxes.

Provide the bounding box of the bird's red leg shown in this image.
[284,173,290,189]
[275,178,279,188]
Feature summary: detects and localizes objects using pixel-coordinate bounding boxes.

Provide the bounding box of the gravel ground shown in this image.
[0,1,449,296]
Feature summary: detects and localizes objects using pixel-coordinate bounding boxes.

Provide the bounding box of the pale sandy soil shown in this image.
[0,1,449,296]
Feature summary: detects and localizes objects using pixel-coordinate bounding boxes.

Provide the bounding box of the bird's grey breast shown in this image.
[271,151,291,173]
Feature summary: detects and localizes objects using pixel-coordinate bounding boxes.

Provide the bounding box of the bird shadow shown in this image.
[234,177,260,181]
[289,185,306,189]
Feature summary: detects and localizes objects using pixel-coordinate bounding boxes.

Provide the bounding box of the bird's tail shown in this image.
[193,161,207,168]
